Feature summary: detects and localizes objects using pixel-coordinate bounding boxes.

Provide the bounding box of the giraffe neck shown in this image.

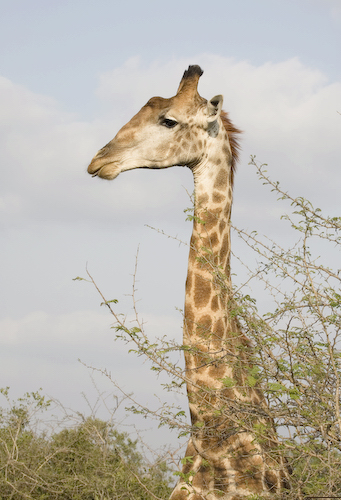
[184,146,234,365]
[183,148,244,452]
[170,151,285,499]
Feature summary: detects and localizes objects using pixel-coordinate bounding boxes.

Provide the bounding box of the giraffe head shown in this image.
[88,65,227,180]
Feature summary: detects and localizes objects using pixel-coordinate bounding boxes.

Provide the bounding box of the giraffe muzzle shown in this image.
[87,159,121,180]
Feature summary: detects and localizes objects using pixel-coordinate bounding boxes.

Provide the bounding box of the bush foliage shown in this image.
[0,388,172,499]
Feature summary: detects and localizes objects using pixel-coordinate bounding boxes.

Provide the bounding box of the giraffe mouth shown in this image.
[87,161,101,177]
[89,169,99,177]
[87,160,121,180]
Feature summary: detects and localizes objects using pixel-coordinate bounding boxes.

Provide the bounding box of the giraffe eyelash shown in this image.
[160,117,178,128]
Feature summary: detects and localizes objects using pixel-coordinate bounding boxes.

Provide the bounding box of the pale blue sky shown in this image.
[0,0,340,450]
[1,0,340,116]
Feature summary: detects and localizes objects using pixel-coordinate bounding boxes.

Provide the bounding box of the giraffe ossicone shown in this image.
[88,65,288,499]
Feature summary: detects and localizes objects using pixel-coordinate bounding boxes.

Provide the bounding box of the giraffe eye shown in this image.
[161,118,178,128]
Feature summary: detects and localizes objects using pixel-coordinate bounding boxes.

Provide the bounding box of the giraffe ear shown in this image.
[206,95,223,122]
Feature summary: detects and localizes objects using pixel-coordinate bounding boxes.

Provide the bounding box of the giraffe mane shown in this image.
[221,110,242,187]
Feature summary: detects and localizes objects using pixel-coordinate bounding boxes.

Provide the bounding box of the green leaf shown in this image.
[221,377,235,387]
[100,299,118,306]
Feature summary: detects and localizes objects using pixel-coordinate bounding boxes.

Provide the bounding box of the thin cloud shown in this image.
[1,56,339,230]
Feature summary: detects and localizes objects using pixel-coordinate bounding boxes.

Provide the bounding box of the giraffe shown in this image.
[88,65,288,499]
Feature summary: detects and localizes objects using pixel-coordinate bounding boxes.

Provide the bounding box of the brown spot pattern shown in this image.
[264,470,280,490]
[219,219,226,234]
[192,464,212,490]
[194,274,212,308]
[203,209,220,230]
[197,315,213,338]
[214,168,229,190]
[186,271,192,293]
[211,295,219,312]
[208,231,219,247]
[212,191,225,204]
[220,233,229,264]
[197,193,209,205]
[208,362,228,379]
[184,304,195,336]
[233,464,264,493]
[222,144,231,158]
[213,318,225,340]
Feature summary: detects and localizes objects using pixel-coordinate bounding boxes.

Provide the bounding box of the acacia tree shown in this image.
[232,158,341,497]
[83,157,341,499]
